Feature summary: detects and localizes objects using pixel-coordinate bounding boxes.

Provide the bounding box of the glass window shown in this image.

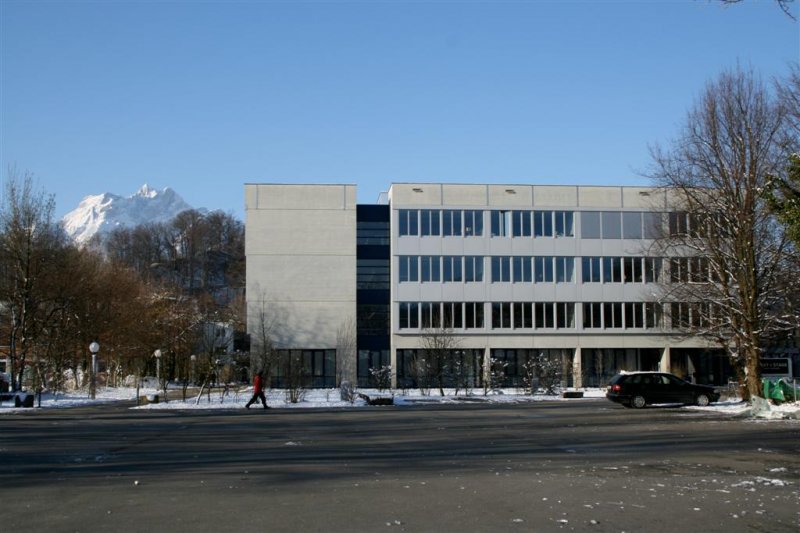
[464,210,483,236]
[624,302,644,328]
[465,302,484,329]
[602,212,622,239]
[534,256,554,282]
[534,210,553,237]
[399,302,419,329]
[534,302,554,328]
[690,257,709,283]
[643,212,662,239]
[512,211,532,237]
[513,256,532,283]
[670,258,689,283]
[399,256,419,282]
[669,212,688,236]
[644,257,662,283]
[603,257,622,283]
[583,302,602,328]
[399,209,418,236]
[420,210,440,236]
[443,302,463,329]
[556,303,575,328]
[603,302,623,328]
[491,210,512,237]
[689,213,707,238]
[645,302,662,328]
[442,210,462,237]
[671,302,690,329]
[421,302,441,329]
[555,257,574,283]
[357,259,390,289]
[491,256,511,282]
[513,302,533,329]
[622,212,643,239]
[581,257,601,283]
[555,211,574,237]
[492,302,512,329]
[581,212,601,238]
[443,256,462,282]
[357,304,389,336]
[623,257,643,283]
[465,256,484,282]
[421,256,440,282]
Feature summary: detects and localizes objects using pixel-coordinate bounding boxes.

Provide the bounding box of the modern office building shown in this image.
[245,183,732,389]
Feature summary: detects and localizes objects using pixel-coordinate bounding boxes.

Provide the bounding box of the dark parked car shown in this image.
[606,371,720,409]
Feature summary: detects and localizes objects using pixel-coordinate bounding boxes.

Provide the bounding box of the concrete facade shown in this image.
[246,182,725,390]
[388,183,718,388]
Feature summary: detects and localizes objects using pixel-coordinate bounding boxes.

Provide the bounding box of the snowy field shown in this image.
[1,385,798,420]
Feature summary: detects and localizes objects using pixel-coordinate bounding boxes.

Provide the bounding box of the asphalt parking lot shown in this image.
[1,400,798,532]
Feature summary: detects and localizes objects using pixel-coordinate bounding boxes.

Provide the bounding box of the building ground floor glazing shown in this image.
[354,343,733,389]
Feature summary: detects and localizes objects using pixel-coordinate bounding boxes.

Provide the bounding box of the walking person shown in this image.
[245,370,269,409]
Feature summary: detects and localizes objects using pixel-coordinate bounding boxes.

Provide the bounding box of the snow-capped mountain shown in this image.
[62,184,194,245]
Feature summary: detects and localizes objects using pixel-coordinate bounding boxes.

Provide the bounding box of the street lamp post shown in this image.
[89,342,100,400]
[190,354,197,385]
[154,349,162,382]
[154,349,164,402]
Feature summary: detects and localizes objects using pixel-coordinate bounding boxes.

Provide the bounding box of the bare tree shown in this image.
[335,315,357,387]
[718,0,796,21]
[648,66,799,399]
[483,356,507,396]
[282,350,309,403]
[419,324,462,396]
[0,170,65,391]
[249,290,283,386]
[532,351,563,395]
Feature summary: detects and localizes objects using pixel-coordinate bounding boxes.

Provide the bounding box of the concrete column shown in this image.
[482,346,491,389]
[573,347,583,389]
[659,346,671,373]
[561,350,571,388]
[390,348,398,389]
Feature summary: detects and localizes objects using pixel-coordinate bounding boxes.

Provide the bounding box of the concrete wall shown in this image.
[245,184,357,349]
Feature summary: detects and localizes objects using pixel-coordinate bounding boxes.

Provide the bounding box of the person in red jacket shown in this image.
[245,370,269,409]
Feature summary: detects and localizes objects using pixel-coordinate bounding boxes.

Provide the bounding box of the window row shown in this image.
[490,210,574,237]
[581,211,662,240]
[398,209,675,240]
[581,256,662,283]
[398,209,574,238]
[399,209,484,237]
[490,256,575,283]
[398,255,663,284]
[399,301,486,329]
[397,301,675,330]
[582,302,663,329]
[399,255,485,282]
[668,257,712,283]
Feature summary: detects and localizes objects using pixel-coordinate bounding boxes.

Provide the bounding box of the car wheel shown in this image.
[695,393,710,407]
[631,395,646,409]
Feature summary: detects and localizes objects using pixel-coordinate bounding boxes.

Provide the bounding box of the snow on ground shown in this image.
[1,386,798,420]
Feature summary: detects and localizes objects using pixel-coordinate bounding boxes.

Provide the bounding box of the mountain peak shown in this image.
[134,183,157,198]
[62,184,194,246]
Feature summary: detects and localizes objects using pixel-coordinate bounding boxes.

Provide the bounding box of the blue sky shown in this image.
[1,1,798,220]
